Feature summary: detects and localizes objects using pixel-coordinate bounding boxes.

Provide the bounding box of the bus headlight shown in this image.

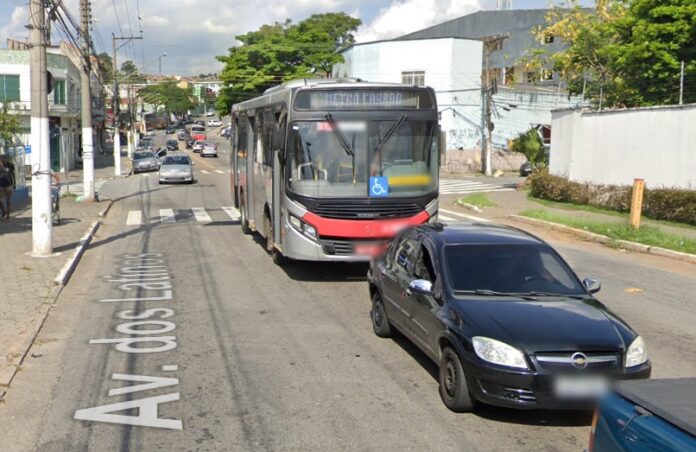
[289,213,318,241]
[303,224,317,240]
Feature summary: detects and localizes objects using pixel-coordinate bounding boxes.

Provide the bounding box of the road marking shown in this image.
[439,208,490,223]
[162,365,178,371]
[222,206,240,221]
[214,169,224,174]
[140,173,148,178]
[126,210,142,226]
[200,169,210,175]
[160,209,176,223]
[439,215,457,222]
[192,207,211,223]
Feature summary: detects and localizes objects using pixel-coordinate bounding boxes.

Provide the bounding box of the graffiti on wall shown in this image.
[447,128,480,150]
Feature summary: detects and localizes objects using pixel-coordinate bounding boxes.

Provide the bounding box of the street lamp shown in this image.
[158,52,167,75]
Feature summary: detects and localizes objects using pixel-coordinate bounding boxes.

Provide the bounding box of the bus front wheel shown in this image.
[240,195,251,235]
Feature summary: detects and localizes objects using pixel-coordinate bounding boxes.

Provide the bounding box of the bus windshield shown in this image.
[288,119,438,198]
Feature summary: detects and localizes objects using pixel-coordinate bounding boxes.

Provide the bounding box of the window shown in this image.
[544,35,555,44]
[0,74,20,102]
[401,71,425,87]
[414,245,435,282]
[394,237,419,272]
[541,69,554,81]
[524,71,538,83]
[53,79,66,105]
[504,67,515,85]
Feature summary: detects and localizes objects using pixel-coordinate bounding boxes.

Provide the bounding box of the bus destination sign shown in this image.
[296,90,424,111]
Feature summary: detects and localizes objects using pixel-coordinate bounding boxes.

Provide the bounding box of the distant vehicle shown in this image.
[195,120,205,126]
[159,154,194,184]
[188,124,206,141]
[208,119,222,127]
[591,378,696,452]
[145,113,168,130]
[367,223,651,412]
[520,161,533,177]
[185,137,194,150]
[192,140,205,153]
[166,139,179,151]
[177,130,188,141]
[206,110,215,117]
[201,142,218,158]
[144,130,155,137]
[132,150,158,174]
[165,126,175,134]
[221,126,231,138]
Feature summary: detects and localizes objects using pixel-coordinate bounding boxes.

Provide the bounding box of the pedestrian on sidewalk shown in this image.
[0,155,16,220]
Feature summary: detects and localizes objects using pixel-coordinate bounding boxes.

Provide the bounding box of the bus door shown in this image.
[272,110,287,249]
[246,114,258,231]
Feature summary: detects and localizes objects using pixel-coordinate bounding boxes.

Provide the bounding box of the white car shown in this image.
[192,140,205,153]
[206,110,215,117]
[208,119,222,127]
[201,142,218,158]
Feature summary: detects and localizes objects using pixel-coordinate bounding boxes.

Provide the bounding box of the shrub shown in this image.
[529,170,696,226]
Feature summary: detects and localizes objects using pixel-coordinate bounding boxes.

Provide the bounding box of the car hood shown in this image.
[454,298,635,353]
[160,164,191,172]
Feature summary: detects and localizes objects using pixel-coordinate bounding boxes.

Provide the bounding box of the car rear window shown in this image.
[444,243,584,295]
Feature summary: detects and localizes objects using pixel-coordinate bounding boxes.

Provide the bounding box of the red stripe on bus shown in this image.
[303,211,430,239]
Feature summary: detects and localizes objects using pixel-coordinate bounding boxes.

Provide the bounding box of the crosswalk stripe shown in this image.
[200,169,210,175]
[439,187,513,195]
[126,210,142,226]
[439,215,457,222]
[192,207,211,222]
[439,208,490,223]
[222,206,240,221]
[160,208,176,223]
[214,169,224,174]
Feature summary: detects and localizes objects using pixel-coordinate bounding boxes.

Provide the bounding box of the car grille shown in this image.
[312,202,422,220]
[535,351,621,371]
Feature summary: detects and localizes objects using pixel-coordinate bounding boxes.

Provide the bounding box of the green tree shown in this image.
[120,60,147,84]
[139,81,197,116]
[97,52,114,84]
[0,106,21,151]
[216,12,361,113]
[511,127,546,170]
[527,0,696,107]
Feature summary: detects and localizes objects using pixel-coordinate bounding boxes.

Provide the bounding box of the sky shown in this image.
[0,0,588,76]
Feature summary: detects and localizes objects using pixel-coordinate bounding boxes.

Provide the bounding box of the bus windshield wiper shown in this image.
[325,113,353,156]
[373,114,407,176]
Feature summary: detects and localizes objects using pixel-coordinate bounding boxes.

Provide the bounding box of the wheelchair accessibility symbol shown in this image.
[369,177,389,197]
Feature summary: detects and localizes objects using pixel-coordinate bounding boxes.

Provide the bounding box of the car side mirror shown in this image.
[408,279,434,296]
[583,278,601,294]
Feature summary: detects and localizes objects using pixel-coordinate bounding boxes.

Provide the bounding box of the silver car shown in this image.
[158,154,194,184]
[201,142,218,158]
[133,151,158,173]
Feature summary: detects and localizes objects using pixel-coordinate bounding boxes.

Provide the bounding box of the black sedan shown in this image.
[166,139,179,151]
[367,223,651,412]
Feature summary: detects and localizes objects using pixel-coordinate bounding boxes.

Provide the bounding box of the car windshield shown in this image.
[162,156,190,165]
[134,152,154,160]
[288,119,438,198]
[167,140,177,145]
[445,243,585,296]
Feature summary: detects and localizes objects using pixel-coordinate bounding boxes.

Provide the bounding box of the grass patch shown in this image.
[457,192,497,208]
[520,209,696,255]
[529,196,696,232]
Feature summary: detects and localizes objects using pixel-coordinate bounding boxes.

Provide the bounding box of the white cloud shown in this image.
[0,6,29,44]
[357,0,482,43]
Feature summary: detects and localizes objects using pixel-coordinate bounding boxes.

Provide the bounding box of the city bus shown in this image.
[230,79,440,263]
[187,124,206,141]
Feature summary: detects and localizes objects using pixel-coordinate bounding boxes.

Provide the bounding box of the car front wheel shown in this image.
[371,291,392,338]
[439,347,475,412]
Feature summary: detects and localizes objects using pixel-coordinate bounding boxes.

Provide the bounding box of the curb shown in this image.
[0,200,114,388]
[509,215,696,265]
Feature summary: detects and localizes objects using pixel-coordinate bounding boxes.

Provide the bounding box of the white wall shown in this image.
[334,38,484,149]
[550,105,696,189]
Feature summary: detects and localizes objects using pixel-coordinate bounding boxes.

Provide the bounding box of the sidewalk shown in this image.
[0,151,130,389]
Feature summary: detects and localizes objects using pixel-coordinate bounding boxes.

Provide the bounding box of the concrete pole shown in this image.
[126,84,133,158]
[112,33,121,176]
[29,0,53,256]
[679,61,685,105]
[80,0,95,201]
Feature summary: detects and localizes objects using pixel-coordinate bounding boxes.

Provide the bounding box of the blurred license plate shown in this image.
[355,243,381,256]
[553,375,609,399]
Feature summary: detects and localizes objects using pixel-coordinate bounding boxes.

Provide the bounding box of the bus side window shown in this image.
[237,117,247,159]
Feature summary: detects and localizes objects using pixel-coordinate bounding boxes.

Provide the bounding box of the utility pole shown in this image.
[679,61,685,105]
[111,33,142,176]
[29,0,52,256]
[80,0,95,201]
[480,35,507,176]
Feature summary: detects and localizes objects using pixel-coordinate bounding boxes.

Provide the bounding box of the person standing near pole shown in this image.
[0,155,15,220]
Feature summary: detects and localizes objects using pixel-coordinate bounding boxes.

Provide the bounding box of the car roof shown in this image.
[414,222,545,247]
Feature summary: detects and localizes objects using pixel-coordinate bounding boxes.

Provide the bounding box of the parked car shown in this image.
[520,161,533,177]
[166,139,179,151]
[155,148,168,167]
[207,119,222,127]
[158,154,194,184]
[132,150,159,174]
[192,140,205,153]
[201,142,218,158]
[590,378,696,451]
[367,223,651,412]
[165,126,175,134]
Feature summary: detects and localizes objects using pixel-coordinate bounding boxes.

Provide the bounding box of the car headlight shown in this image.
[472,336,529,370]
[625,336,648,368]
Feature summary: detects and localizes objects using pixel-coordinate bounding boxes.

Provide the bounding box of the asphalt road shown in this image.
[1,129,695,451]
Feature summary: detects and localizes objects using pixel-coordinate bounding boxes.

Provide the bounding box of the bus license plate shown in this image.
[355,243,381,257]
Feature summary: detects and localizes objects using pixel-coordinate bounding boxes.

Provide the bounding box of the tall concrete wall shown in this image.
[550,105,696,189]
